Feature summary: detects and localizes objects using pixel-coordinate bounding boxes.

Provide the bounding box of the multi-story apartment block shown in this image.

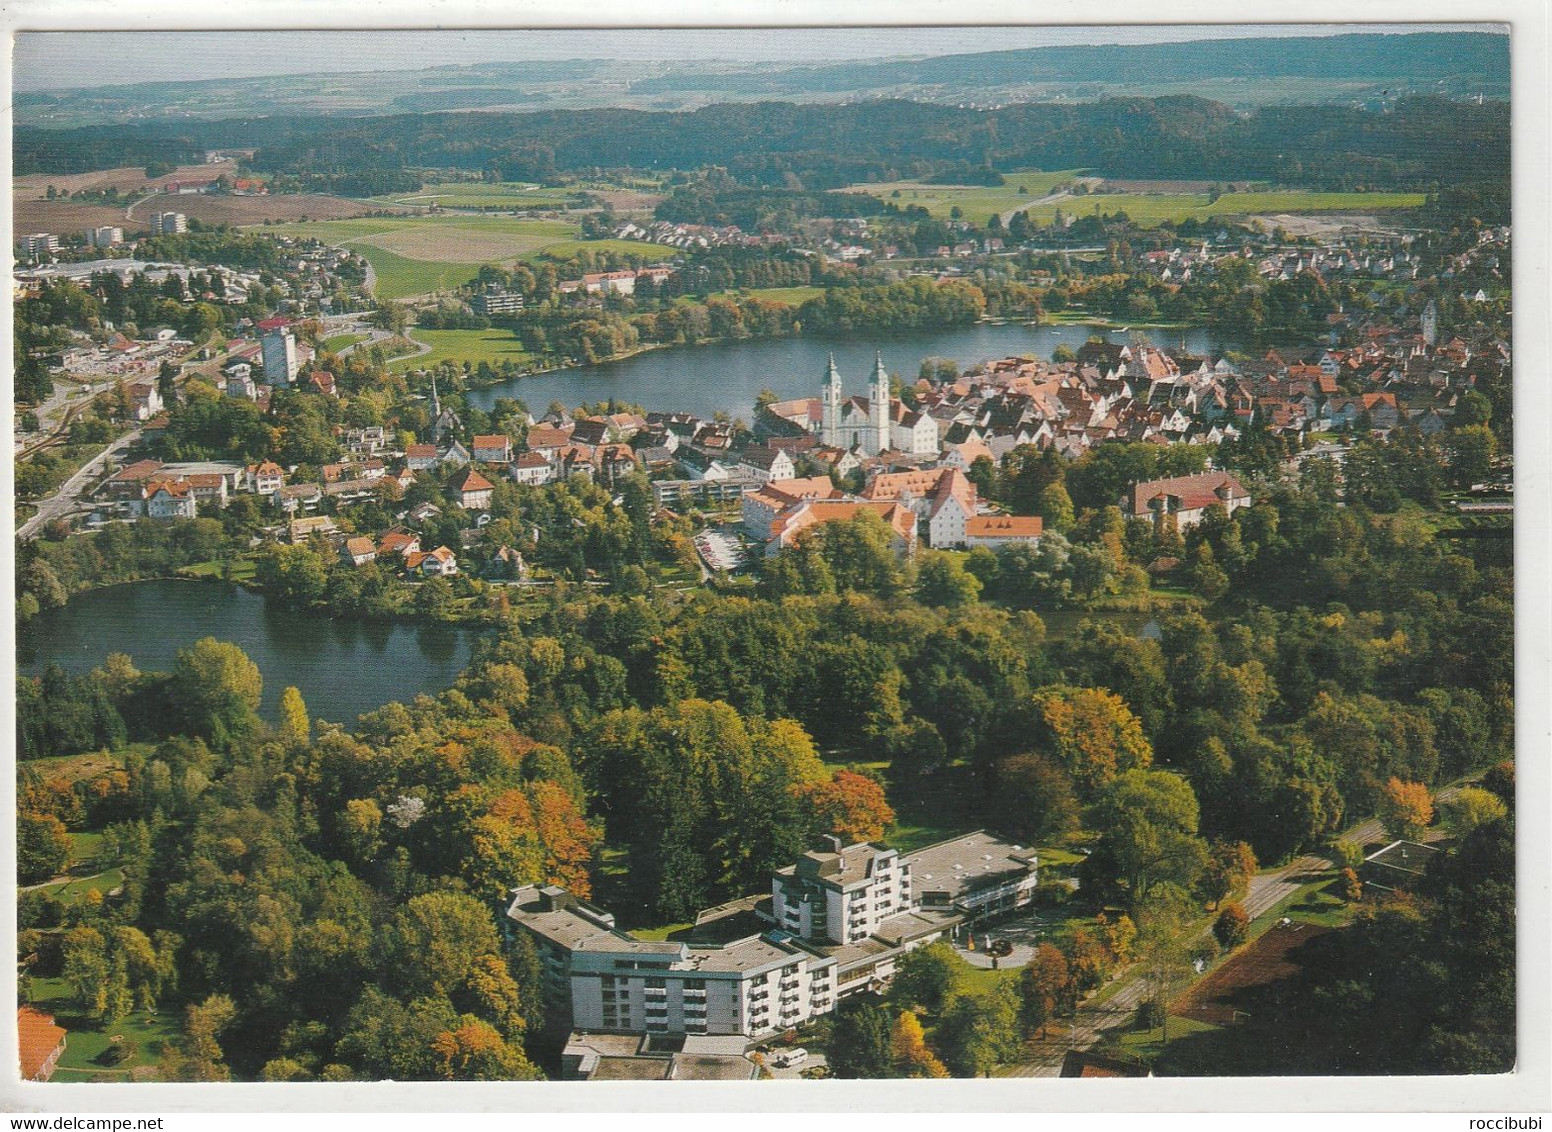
[150,212,188,236]
[262,328,298,386]
[18,233,59,259]
[508,830,1037,1050]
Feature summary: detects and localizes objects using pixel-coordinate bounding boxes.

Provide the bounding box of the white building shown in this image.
[508,830,1036,1046]
[89,226,125,248]
[150,212,188,236]
[18,233,58,259]
[821,352,892,456]
[261,328,298,386]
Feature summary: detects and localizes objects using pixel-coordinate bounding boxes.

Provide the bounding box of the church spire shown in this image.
[870,350,890,456]
[821,352,844,448]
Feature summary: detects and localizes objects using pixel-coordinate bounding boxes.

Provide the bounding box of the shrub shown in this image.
[1213,903,1250,949]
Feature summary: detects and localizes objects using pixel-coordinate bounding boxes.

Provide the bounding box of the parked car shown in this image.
[775,1048,809,1068]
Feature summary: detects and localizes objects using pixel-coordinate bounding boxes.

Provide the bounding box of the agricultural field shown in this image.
[1031,189,1427,228]
[392,328,536,373]
[840,169,1083,225]
[1172,920,1334,1027]
[370,181,580,211]
[261,216,675,300]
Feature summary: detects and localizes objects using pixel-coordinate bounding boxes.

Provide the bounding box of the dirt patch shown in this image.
[588,188,664,214]
[364,225,560,263]
[1172,922,1332,1027]
[1249,213,1390,239]
[13,200,134,240]
[143,192,375,226]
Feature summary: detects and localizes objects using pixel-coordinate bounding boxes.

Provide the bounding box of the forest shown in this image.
[15,95,1509,198]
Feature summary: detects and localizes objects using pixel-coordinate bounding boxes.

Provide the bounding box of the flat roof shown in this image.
[903,830,1038,901]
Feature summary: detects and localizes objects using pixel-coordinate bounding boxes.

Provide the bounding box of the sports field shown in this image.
[391,328,536,372]
[712,285,827,306]
[262,215,669,300]
[1027,190,1426,228]
[842,170,1082,225]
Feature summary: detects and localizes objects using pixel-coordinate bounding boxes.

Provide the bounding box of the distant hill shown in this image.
[13,30,1508,129]
[631,31,1509,94]
[15,94,1510,199]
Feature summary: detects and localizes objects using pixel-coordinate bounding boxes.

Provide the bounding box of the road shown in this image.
[997,189,1073,229]
[17,427,140,542]
[994,794,1460,1077]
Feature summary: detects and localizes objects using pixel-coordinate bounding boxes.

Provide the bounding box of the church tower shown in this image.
[821,353,843,447]
[869,351,891,456]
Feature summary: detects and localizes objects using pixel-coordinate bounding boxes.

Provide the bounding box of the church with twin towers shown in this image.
[819,351,938,457]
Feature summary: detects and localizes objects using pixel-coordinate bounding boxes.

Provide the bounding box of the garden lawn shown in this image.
[23,977,184,1083]
[393,328,536,372]
[37,867,125,906]
[322,332,368,353]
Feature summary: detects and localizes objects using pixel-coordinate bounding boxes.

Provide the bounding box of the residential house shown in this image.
[1123,471,1251,530]
[509,452,556,486]
[288,516,339,544]
[127,382,164,421]
[406,545,459,577]
[144,480,197,519]
[245,460,285,495]
[17,1007,67,1082]
[452,467,495,511]
[736,446,796,484]
[340,536,377,566]
[406,444,439,471]
[472,434,514,464]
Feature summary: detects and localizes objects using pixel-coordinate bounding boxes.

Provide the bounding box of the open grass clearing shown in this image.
[22,747,134,787]
[394,328,536,372]
[839,170,1083,225]
[322,332,369,354]
[712,285,827,306]
[23,976,184,1082]
[36,866,126,906]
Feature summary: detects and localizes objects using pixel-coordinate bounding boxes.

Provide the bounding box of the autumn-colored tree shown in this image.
[1097,912,1137,965]
[891,1010,949,1077]
[430,1017,538,1080]
[1340,867,1363,902]
[1378,777,1433,842]
[1029,685,1153,797]
[278,686,310,747]
[1065,928,1108,993]
[794,769,895,844]
[1438,786,1508,838]
[17,811,70,884]
[183,993,238,1081]
[989,751,1080,843]
[1197,839,1258,909]
[1018,943,1075,1039]
[1213,903,1249,949]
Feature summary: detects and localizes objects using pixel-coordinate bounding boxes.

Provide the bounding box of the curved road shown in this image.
[17,428,140,542]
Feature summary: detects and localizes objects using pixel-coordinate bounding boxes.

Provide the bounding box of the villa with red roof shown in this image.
[1123,470,1250,530]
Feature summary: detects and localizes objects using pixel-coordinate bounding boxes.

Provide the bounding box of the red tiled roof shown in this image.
[965,514,1044,539]
[454,468,495,492]
[18,1007,66,1082]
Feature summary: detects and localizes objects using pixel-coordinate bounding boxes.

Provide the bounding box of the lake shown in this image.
[467,322,1228,419]
[17,580,478,725]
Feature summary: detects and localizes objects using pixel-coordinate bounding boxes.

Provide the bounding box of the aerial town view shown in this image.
[11,25,1517,1092]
